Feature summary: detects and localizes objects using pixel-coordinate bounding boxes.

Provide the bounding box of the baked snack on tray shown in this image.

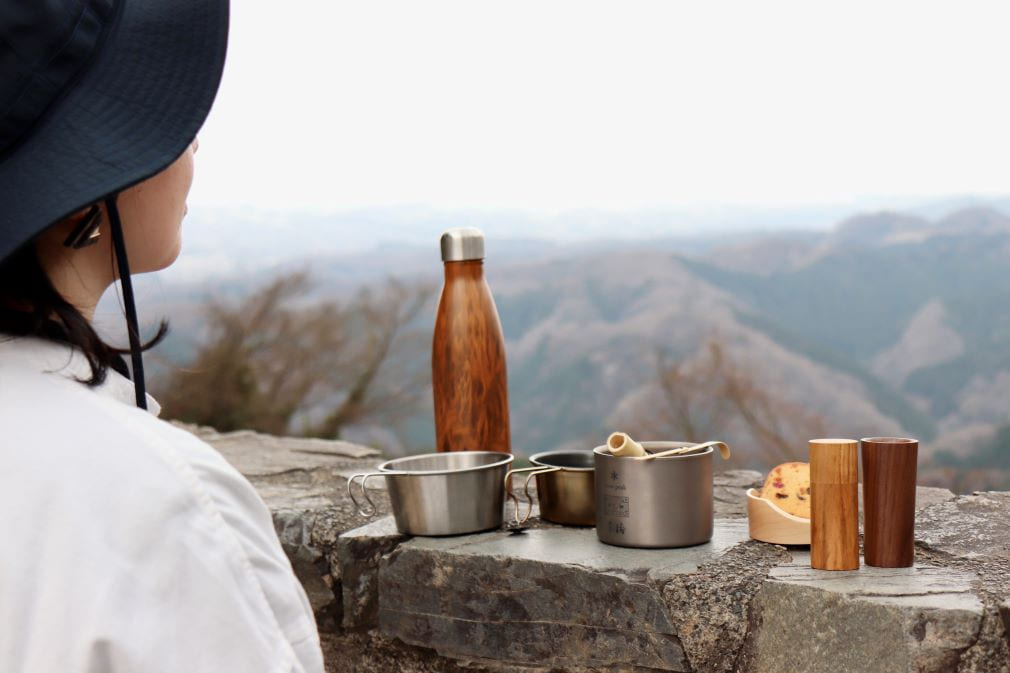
[758,462,811,518]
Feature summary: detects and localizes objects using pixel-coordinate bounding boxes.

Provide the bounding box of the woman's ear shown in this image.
[62,204,103,249]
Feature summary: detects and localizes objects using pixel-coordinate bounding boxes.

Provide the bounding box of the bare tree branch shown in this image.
[617,337,824,467]
[157,272,434,440]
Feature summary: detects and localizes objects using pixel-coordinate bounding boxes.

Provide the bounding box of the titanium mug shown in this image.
[593,441,714,548]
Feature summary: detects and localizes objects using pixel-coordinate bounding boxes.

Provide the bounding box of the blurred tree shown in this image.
[619,339,825,466]
[157,272,433,440]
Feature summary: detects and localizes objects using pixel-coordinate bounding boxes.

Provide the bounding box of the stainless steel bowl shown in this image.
[594,441,713,548]
[348,451,514,536]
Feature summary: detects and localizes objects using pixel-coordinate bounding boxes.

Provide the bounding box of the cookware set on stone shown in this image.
[344,229,737,549]
[348,434,730,548]
[348,228,919,564]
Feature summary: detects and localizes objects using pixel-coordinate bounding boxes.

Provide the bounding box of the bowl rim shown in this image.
[530,449,595,471]
[378,450,514,475]
[746,488,812,523]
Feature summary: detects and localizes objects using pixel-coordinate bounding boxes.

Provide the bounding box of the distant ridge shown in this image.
[138,206,1010,484]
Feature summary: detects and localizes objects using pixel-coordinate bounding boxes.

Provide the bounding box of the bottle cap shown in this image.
[440,228,485,262]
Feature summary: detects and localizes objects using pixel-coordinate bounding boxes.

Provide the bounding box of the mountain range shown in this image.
[126,205,1010,491]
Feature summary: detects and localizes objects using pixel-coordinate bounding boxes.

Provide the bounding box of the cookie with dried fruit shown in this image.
[758,462,811,518]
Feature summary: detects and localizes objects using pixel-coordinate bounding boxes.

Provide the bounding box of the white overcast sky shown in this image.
[187,0,1010,214]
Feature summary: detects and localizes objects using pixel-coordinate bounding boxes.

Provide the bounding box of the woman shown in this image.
[0,2,324,671]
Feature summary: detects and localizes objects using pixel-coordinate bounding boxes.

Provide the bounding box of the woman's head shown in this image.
[0,0,228,401]
[0,136,199,386]
[34,138,199,316]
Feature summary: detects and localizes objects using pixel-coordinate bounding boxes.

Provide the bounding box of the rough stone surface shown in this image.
[338,517,408,628]
[378,526,740,671]
[661,540,789,672]
[916,491,1010,560]
[914,492,1010,672]
[714,469,763,519]
[1002,598,1010,641]
[321,632,475,673]
[357,489,1009,673]
[321,631,587,673]
[183,424,380,469]
[742,553,982,673]
[914,485,958,512]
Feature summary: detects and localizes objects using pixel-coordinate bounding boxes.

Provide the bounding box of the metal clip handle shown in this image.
[504,466,560,527]
[347,472,383,517]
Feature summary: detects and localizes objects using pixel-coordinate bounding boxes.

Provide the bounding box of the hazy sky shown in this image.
[188,1,1010,214]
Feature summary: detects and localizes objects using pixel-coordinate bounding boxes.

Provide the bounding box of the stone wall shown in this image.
[191,426,1010,673]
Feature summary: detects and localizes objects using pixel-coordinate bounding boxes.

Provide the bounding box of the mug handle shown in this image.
[347,472,384,517]
[504,466,559,527]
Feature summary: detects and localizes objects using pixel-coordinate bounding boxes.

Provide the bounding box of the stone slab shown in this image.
[914,485,957,512]
[378,523,751,672]
[196,427,380,476]
[917,491,1010,560]
[659,538,790,673]
[330,477,974,673]
[744,555,982,673]
[1002,599,1010,645]
[338,517,409,628]
[368,522,1004,673]
[713,469,763,519]
[177,424,1004,673]
[399,520,750,579]
[914,491,1010,671]
[770,552,981,610]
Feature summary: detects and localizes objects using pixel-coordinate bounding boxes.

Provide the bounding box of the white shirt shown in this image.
[0,336,325,673]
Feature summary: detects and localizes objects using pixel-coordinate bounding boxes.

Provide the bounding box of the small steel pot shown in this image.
[505,450,595,526]
[594,441,713,548]
[348,451,514,536]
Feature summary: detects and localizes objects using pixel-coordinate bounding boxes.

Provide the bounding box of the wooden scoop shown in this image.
[607,431,646,457]
[607,433,731,461]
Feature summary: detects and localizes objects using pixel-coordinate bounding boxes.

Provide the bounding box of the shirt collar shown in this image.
[0,335,161,416]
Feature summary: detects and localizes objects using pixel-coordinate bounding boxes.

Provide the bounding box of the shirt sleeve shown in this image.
[90,421,325,673]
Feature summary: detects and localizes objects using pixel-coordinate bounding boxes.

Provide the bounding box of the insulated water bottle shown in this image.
[432,228,511,454]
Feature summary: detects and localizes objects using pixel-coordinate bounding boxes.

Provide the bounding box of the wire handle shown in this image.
[504,466,560,527]
[347,472,383,517]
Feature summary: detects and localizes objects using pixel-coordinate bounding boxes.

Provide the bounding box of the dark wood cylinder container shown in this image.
[861,437,918,567]
[809,438,860,571]
[432,228,511,454]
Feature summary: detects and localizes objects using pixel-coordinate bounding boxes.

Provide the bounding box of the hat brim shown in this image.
[0,0,229,261]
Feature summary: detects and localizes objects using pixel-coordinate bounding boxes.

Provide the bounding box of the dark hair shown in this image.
[0,241,167,386]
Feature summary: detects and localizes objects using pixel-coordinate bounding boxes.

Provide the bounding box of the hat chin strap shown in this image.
[104,195,147,410]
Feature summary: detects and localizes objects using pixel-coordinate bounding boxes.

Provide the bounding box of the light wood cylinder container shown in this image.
[809,438,859,571]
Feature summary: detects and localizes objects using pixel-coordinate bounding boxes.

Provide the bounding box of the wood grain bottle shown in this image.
[809,438,860,571]
[432,228,511,454]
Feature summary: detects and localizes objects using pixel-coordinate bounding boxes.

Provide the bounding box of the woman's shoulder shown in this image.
[0,336,220,484]
[0,338,323,672]
[0,336,273,553]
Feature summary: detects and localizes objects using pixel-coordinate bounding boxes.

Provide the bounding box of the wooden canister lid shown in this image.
[809,438,858,484]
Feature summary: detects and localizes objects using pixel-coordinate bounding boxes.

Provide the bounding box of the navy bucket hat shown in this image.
[0,0,229,256]
[0,0,229,406]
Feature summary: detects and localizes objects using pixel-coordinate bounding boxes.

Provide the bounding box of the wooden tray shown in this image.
[746,488,811,545]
